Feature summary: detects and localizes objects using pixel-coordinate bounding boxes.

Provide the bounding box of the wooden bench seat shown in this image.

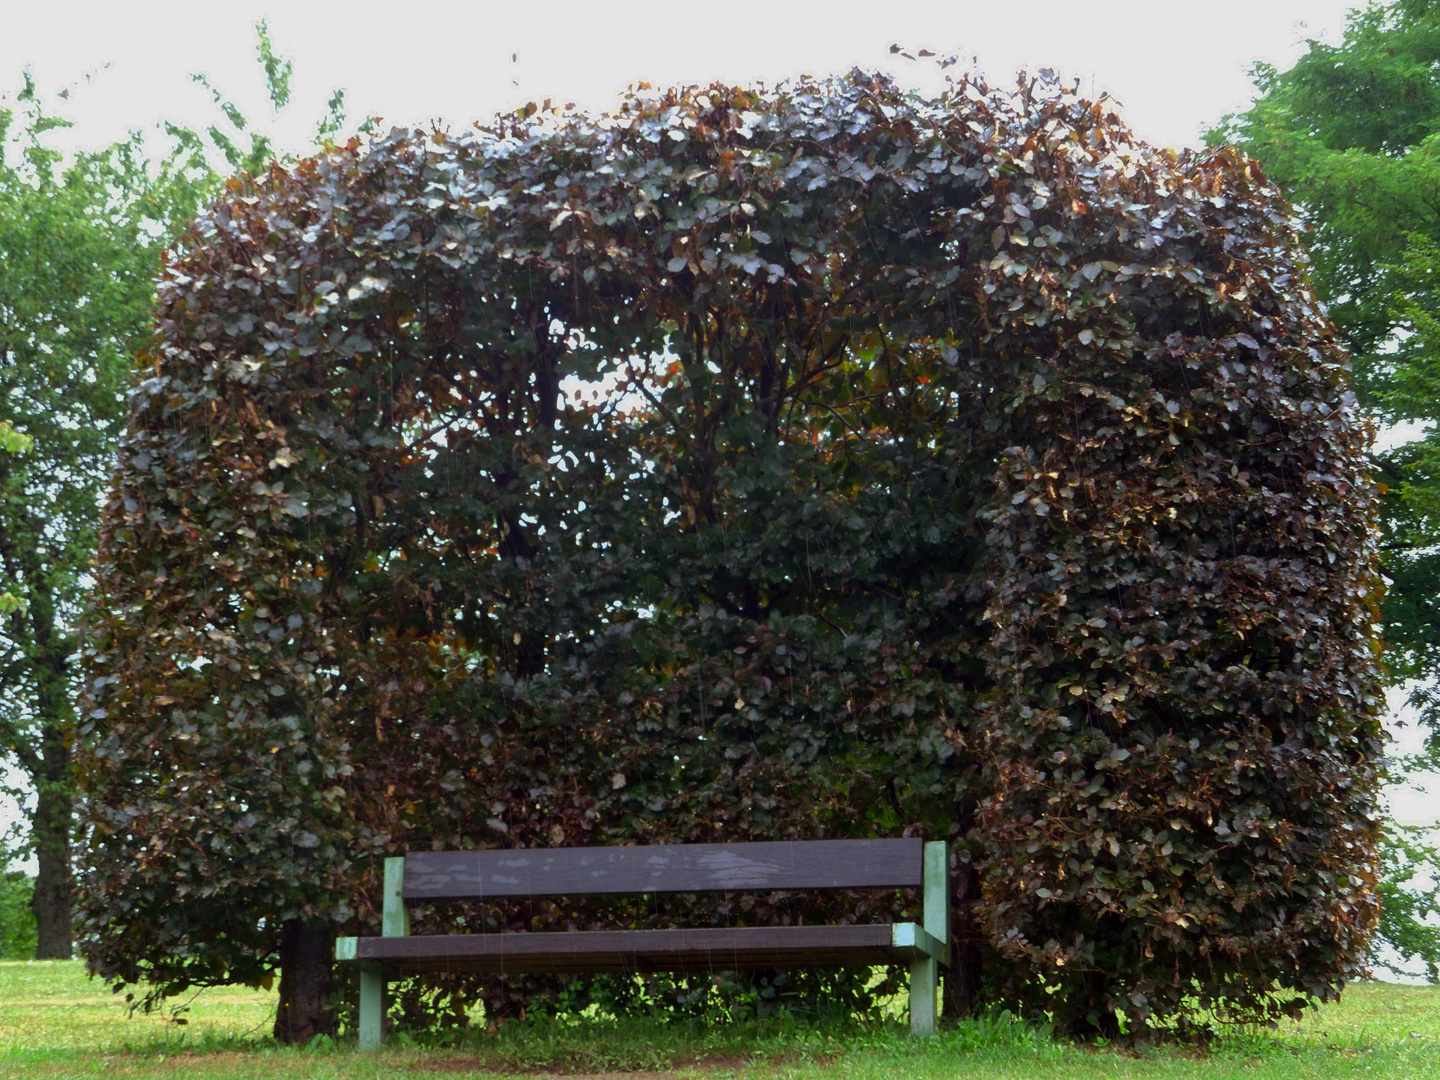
[336,838,949,1048]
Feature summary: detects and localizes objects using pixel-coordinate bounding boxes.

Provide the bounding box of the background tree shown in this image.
[0,23,345,960]
[1216,0,1440,980]
[79,69,1383,1040]
[0,77,212,957]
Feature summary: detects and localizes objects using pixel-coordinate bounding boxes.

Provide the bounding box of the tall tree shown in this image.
[1,23,344,960]
[0,77,214,957]
[1216,0,1440,980]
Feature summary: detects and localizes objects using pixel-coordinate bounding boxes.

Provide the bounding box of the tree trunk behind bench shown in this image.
[943,859,983,1017]
[274,918,336,1043]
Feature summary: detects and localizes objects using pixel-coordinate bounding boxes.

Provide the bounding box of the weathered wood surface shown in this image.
[352,923,912,975]
[403,838,924,900]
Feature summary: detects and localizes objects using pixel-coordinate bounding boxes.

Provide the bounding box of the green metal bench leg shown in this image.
[358,855,407,1050]
[909,955,937,1036]
[909,839,946,1036]
[358,966,385,1051]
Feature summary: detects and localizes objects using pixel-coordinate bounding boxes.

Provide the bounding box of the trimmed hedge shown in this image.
[78,69,1383,1034]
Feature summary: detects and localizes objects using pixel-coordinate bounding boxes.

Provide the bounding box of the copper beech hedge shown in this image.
[77,70,1384,1036]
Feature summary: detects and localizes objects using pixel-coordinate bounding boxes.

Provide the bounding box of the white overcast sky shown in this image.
[2,0,1365,156]
[3,1,1436,831]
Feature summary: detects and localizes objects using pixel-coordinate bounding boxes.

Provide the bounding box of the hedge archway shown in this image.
[79,69,1383,1038]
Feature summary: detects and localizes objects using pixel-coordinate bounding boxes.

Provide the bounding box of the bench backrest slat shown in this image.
[403,838,924,900]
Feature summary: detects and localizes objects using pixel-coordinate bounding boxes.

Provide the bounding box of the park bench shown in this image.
[336,837,949,1049]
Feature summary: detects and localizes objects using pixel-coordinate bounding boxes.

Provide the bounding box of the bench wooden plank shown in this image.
[350,923,910,975]
[404,838,924,900]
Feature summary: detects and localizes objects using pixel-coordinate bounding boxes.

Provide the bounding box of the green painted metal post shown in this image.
[357,966,384,1051]
[359,856,407,1051]
[382,856,409,937]
[910,841,948,1036]
[909,955,938,1036]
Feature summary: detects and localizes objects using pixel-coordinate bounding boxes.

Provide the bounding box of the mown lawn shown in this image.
[1,961,1436,1080]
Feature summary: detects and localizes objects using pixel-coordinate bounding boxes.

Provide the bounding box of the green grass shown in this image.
[1,961,1437,1079]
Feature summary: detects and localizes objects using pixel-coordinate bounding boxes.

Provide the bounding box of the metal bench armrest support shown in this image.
[908,841,949,1036]
[355,856,407,1051]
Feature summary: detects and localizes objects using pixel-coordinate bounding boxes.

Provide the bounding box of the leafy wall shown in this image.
[77,70,1383,1033]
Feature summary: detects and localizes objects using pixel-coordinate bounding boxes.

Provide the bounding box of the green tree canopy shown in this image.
[0,23,347,960]
[0,74,216,957]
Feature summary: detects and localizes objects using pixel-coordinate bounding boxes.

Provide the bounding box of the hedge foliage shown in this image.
[77,69,1384,1033]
